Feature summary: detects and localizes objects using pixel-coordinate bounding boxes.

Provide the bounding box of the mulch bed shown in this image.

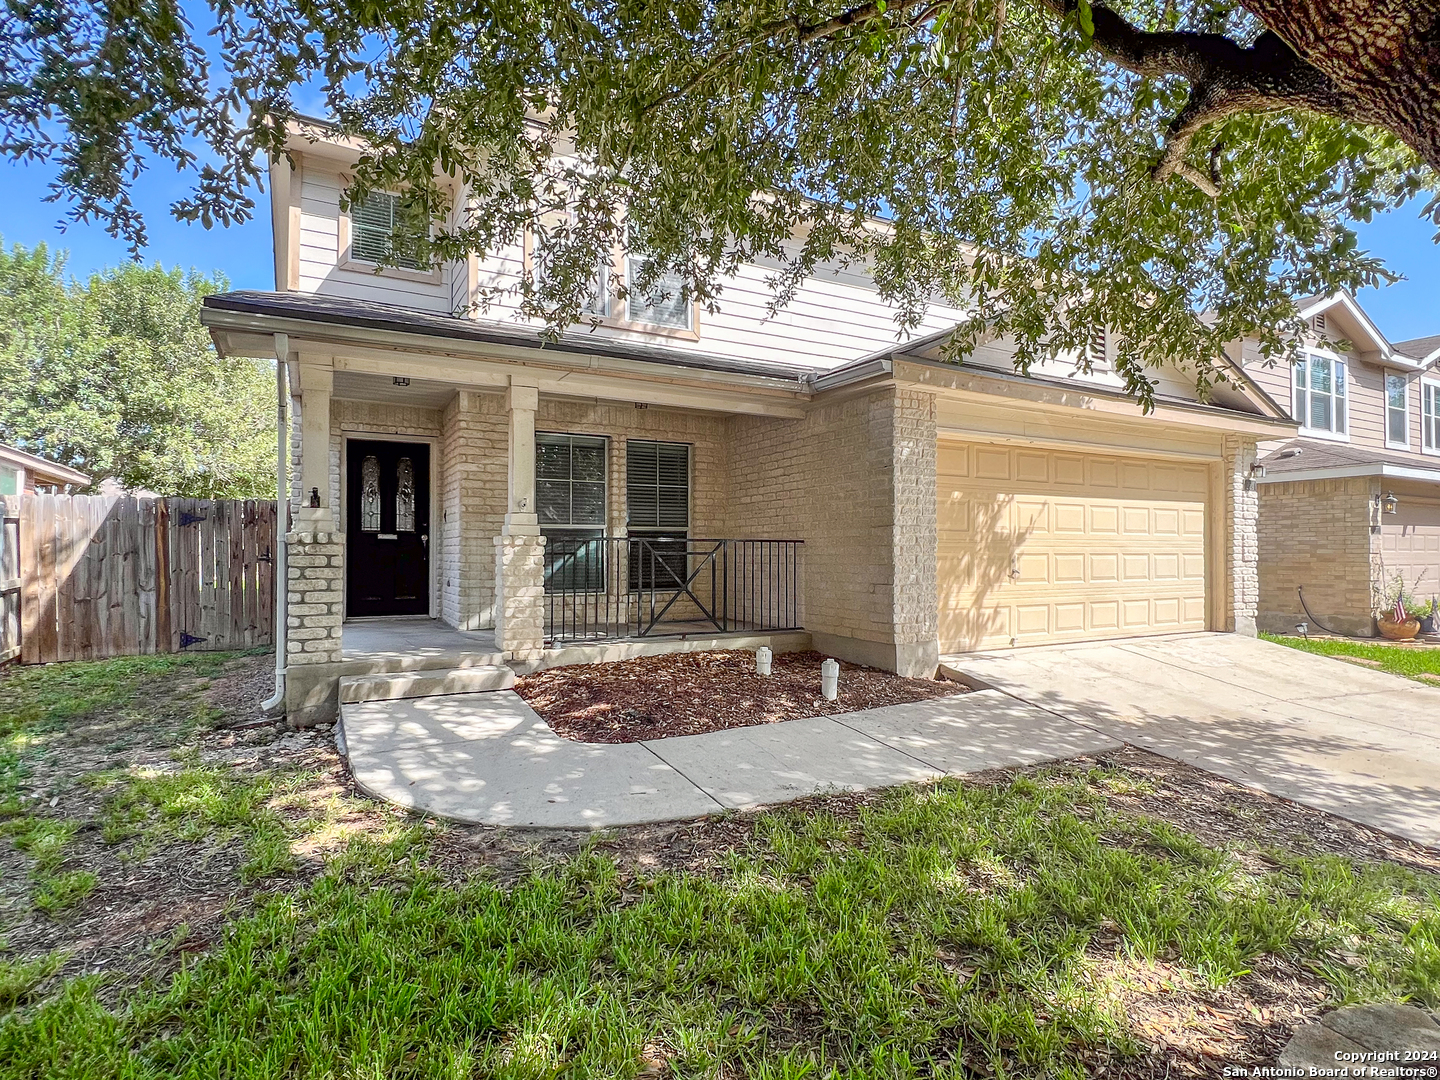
[512,648,967,743]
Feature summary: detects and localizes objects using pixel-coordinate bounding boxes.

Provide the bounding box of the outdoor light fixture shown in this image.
[1249,461,1267,479]
[1295,622,1309,639]
[308,487,321,508]
[1383,491,1399,515]
[755,647,773,676]
[392,376,410,387]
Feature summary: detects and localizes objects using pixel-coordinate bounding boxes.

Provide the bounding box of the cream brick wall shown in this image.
[724,386,940,675]
[1258,476,1378,636]
[441,393,507,629]
[1222,434,1260,635]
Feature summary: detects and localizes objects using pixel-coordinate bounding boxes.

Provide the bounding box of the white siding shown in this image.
[457,235,971,372]
[297,164,459,314]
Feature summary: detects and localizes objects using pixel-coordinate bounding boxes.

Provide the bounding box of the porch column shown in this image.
[294,361,334,530]
[1223,433,1259,636]
[284,358,343,728]
[494,381,546,659]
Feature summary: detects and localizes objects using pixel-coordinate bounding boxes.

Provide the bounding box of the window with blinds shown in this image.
[626,257,692,329]
[537,433,608,591]
[350,191,424,270]
[627,440,690,590]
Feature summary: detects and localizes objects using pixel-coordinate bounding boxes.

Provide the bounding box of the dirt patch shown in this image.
[513,648,967,742]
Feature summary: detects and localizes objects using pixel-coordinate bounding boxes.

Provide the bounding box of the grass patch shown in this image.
[1262,632,1440,682]
[0,772,1435,1079]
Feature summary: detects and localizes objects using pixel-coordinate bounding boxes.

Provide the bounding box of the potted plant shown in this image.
[1421,597,1439,636]
[1375,574,1422,640]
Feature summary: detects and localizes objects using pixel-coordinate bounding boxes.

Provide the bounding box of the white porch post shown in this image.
[284,357,344,727]
[494,381,546,659]
[294,361,334,529]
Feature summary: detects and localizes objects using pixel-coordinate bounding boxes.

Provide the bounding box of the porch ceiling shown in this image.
[332,369,459,408]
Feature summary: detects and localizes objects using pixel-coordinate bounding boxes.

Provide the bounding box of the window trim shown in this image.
[338,188,443,285]
[1291,349,1350,442]
[1422,378,1440,457]
[1385,370,1411,450]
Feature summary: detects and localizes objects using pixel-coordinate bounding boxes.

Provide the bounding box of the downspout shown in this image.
[262,333,291,715]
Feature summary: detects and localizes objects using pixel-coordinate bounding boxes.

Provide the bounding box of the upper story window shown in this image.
[1386,372,1410,448]
[350,191,425,270]
[1292,352,1347,437]
[626,256,692,330]
[1424,381,1440,453]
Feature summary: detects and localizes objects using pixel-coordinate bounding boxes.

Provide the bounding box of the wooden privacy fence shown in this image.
[1,495,276,665]
[1,503,18,664]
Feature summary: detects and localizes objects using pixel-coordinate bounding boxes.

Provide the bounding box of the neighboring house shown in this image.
[0,444,90,496]
[1237,292,1440,636]
[201,118,1294,724]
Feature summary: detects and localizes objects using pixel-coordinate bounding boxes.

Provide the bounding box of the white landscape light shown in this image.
[755,647,773,676]
[820,658,840,701]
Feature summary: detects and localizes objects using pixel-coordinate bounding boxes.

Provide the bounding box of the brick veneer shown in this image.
[493,533,546,659]
[1258,476,1378,636]
[1223,434,1260,635]
[724,386,940,676]
[283,529,345,726]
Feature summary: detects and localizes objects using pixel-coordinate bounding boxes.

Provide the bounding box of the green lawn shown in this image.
[1,654,1438,1080]
[1262,632,1440,682]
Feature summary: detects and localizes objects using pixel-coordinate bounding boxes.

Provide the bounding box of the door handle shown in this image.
[1009,557,1021,581]
[421,533,428,549]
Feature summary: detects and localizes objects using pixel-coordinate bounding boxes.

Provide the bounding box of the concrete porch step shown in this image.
[339,664,516,704]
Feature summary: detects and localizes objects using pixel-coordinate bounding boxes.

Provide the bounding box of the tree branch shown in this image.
[1034,0,1362,186]
[644,0,939,113]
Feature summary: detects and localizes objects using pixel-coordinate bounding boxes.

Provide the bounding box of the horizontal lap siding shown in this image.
[298,166,457,314]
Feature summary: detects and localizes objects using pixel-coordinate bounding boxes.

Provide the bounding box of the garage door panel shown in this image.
[1379,517,1440,595]
[1090,553,1119,582]
[1123,506,1151,533]
[938,441,1209,651]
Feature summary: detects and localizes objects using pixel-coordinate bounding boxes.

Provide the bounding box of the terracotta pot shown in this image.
[1377,617,1421,641]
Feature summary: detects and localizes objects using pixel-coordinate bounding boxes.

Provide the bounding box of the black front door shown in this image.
[346,439,430,617]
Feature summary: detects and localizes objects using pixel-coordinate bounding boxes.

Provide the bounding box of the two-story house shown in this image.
[201,118,1295,725]
[1241,292,1440,636]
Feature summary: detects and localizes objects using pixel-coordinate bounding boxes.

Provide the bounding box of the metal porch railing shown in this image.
[542,536,803,644]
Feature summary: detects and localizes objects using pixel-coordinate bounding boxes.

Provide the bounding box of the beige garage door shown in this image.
[1378,499,1440,600]
[938,441,1210,651]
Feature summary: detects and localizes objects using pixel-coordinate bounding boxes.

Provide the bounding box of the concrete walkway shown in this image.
[341,689,1120,828]
[944,633,1440,848]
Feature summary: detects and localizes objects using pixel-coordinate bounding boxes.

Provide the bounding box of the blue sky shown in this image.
[0,155,1435,343]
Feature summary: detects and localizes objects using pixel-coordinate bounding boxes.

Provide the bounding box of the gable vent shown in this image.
[1312,313,1327,333]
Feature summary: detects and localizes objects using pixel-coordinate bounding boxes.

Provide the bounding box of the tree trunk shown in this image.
[1244,0,1440,169]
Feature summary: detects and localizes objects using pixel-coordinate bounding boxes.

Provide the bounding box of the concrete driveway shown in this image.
[943,633,1440,848]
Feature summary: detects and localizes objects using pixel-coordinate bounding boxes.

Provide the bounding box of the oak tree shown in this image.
[2,0,1435,400]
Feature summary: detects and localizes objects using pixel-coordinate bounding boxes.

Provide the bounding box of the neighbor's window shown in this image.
[626,254,692,329]
[537,433,608,591]
[1386,372,1409,447]
[350,191,425,270]
[626,440,690,590]
[1293,352,1347,436]
[1425,382,1440,452]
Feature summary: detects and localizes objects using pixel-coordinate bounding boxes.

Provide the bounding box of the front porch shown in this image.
[278,357,819,723]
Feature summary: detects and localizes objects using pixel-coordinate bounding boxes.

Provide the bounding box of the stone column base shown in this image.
[494,532,546,660]
[284,530,345,727]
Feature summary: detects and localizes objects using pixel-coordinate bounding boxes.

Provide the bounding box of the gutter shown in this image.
[1257,461,1440,485]
[261,334,290,717]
